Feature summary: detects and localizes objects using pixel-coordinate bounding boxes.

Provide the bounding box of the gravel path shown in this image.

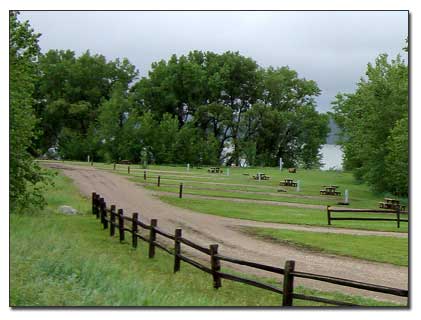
[45,163,408,304]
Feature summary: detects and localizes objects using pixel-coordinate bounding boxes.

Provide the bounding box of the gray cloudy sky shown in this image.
[20,10,408,113]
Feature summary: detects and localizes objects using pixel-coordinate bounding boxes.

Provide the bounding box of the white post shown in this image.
[296,180,300,192]
[279,158,283,171]
[227,168,230,176]
[87,155,90,163]
[258,173,261,182]
[187,163,190,172]
[345,189,349,203]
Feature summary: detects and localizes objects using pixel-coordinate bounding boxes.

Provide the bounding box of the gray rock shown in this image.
[58,205,78,215]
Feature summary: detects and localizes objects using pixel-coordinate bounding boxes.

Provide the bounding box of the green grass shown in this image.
[10,170,402,306]
[243,227,408,266]
[160,196,408,233]
[142,184,345,207]
[40,160,408,210]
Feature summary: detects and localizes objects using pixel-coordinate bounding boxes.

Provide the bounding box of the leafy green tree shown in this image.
[96,83,131,162]
[174,123,219,165]
[332,52,408,194]
[155,114,179,163]
[384,115,408,195]
[10,12,49,213]
[240,67,327,168]
[34,49,138,158]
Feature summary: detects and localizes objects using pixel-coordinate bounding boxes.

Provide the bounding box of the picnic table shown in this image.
[253,173,270,180]
[208,167,223,173]
[279,178,297,187]
[379,198,406,211]
[320,185,341,196]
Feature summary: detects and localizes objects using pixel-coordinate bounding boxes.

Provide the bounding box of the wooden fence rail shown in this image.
[92,192,408,307]
[327,206,409,228]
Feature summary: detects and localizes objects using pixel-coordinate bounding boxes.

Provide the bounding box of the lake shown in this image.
[320,144,343,170]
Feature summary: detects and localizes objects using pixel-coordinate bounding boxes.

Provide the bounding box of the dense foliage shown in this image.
[35,50,329,168]
[10,12,50,213]
[332,51,408,195]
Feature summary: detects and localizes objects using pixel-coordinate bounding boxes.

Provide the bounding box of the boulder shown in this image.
[58,205,78,215]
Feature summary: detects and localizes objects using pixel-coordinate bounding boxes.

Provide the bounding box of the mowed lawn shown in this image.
[40,160,409,210]
[10,170,402,307]
[243,227,408,266]
[160,196,408,233]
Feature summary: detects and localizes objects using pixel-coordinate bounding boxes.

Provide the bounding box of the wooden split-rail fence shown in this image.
[92,192,408,307]
[327,206,409,228]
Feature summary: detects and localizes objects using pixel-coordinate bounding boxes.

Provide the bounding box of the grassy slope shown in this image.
[160,196,408,233]
[10,170,401,307]
[243,227,408,266]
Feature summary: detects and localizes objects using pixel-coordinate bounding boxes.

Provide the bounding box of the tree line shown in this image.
[34,49,329,169]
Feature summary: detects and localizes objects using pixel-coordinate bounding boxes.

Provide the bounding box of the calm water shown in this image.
[320,144,343,170]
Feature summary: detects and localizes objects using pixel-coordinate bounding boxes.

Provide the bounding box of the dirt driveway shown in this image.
[45,163,408,304]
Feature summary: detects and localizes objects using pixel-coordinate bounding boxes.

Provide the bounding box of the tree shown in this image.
[240,67,327,168]
[96,83,132,162]
[34,49,138,159]
[10,12,48,213]
[332,52,408,194]
[384,115,408,195]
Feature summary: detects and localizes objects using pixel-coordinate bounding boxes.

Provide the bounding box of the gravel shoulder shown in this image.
[44,163,408,304]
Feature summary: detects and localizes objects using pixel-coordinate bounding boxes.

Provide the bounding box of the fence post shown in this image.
[179,183,183,198]
[397,206,401,229]
[157,175,161,187]
[128,165,130,174]
[99,197,104,225]
[110,205,116,236]
[144,170,147,180]
[99,198,107,229]
[113,163,116,170]
[327,205,331,225]
[118,209,125,242]
[95,194,100,219]
[149,219,157,258]
[174,228,182,273]
[282,260,296,306]
[92,192,97,215]
[210,244,221,289]
[132,212,138,248]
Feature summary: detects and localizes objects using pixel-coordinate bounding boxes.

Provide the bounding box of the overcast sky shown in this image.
[19,10,408,113]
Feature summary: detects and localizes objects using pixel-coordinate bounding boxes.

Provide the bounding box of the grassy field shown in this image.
[243,227,408,266]
[160,196,408,232]
[42,160,409,209]
[10,170,402,307]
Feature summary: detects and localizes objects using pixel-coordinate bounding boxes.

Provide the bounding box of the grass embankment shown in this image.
[160,196,408,233]
[243,228,408,266]
[10,170,400,306]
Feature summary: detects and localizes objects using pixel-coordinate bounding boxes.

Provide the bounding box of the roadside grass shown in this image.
[10,170,402,307]
[159,196,408,233]
[242,227,408,266]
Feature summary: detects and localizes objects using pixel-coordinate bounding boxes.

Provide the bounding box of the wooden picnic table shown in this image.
[253,173,270,180]
[320,185,341,196]
[379,198,405,211]
[208,167,223,173]
[279,178,297,187]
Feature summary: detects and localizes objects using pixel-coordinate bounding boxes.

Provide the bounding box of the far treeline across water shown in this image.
[10,12,408,214]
